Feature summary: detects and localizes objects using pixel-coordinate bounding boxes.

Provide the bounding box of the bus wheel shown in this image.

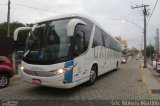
[87,66,97,85]
[115,61,119,71]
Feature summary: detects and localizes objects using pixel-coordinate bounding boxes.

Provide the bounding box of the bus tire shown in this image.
[115,61,119,71]
[87,65,97,85]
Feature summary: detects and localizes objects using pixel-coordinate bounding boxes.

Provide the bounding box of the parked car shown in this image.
[121,57,126,64]
[0,56,14,88]
[156,59,160,72]
[152,59,157,70]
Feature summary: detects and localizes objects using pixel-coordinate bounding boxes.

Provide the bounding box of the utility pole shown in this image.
[150,40,151,58]
[141,44,142,53]
[155,35,158,58]
[7,0,11,37]
[157,28,159,58]
[131,4,149,68]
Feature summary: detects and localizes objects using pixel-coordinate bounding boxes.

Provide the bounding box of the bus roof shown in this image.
[35,14,107,33]
[35,14,94,24]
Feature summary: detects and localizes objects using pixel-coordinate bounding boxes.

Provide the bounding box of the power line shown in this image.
[147,0,159,27]
[14,3,65,14]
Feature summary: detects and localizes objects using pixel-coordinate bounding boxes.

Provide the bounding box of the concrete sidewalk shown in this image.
[140,61,160,99]
[10,75,21,81]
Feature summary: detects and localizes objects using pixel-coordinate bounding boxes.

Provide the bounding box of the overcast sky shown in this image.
[0,0,160,49]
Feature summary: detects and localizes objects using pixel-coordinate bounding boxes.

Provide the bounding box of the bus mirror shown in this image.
[67,19,86,37]
[14,27,32,41]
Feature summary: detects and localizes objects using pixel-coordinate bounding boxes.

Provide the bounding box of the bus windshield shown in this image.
[23,19,72,64]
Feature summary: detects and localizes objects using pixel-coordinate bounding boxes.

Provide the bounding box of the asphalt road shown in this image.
[0,60,149,101]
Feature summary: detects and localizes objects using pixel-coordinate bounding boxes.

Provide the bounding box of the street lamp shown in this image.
[121,19,143,30]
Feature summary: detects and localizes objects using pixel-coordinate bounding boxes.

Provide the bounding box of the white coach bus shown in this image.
[14,14,122,88]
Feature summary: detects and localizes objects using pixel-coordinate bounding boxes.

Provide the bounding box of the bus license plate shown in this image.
[32,79,41,85]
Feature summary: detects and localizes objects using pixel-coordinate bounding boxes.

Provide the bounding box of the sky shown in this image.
[0,0,160,49]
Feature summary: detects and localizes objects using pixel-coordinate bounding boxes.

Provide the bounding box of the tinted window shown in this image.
[74,30,85,54]
[78,17,93,48]
[115,42,121,51]
[92,26,103,48]
[109,38,114,50]
[102,31,110,48]
[92,25,121,52]
[74,23,92,51]
[109,38,121,51]
[24,19,72,64]
[83,26,91,50]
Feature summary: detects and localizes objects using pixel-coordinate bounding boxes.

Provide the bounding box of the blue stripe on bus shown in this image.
[64,60,74,83]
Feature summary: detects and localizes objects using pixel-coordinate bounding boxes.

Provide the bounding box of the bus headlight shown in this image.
[51,65,73,75]
[20,66,24,71]
[57,69,64,74]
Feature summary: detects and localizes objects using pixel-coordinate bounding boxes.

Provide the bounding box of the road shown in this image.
[0,60,149,101]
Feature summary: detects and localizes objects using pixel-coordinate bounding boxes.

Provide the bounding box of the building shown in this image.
[115,36,127,50]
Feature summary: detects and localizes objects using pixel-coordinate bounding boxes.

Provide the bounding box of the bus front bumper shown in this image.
[21,71,75,89]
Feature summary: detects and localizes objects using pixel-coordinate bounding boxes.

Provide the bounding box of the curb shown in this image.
[140,61,152,97]
[10,75,21,81]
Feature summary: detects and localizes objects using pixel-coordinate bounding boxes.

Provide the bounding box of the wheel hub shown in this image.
[90,70,96,82]
[0,76,8,87]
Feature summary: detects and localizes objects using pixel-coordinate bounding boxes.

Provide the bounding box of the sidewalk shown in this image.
[10,65,22,81]
[10,75,21,81]
[140,60,160,99]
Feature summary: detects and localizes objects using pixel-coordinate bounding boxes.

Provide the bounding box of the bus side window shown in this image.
[74,31,85,56]
[92,26,103,48]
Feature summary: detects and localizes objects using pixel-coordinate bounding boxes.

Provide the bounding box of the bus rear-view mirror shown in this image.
[67,19,86,37]
[14,27,32,41]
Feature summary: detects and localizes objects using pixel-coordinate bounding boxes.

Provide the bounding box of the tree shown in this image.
[146,45,155,58]
[122,49,127,55]
[0,22,25,37]
[132,47,139,56]
[0,22,31,43]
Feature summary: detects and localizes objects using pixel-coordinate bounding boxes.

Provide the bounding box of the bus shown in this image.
[14,14,122,88]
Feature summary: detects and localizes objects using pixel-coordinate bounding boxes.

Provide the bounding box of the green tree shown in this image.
[132,47,139,56]
[0,22,25,37]
[122,49,127,55]
[146,45,155,58]
[0,22,31,43]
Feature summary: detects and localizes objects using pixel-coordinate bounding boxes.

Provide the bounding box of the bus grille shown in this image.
[24,69,54,77]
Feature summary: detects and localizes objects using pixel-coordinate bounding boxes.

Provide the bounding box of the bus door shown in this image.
[72,24,87,82]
